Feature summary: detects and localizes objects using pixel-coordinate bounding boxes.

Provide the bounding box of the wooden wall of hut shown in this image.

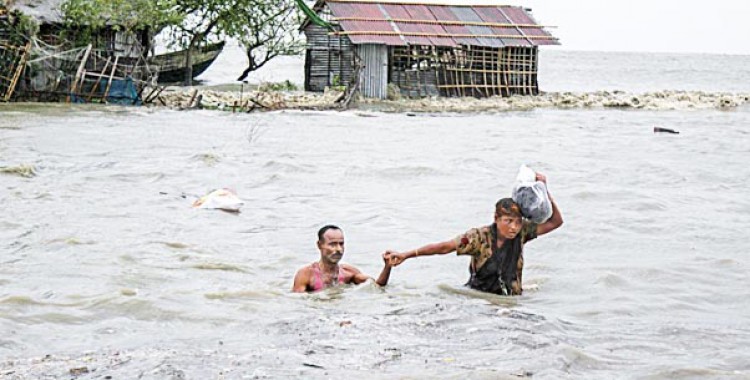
[303,24,355,92]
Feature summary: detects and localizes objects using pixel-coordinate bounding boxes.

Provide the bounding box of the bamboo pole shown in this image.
[3,41,31,102]
[456,50,463,97]
[102,56,119,102]
[532,46,538,95]
[505,47,510,96]
[482,47,489,98]
[69,44,92,103]
[415,48,423,98]
[86,57,111,101]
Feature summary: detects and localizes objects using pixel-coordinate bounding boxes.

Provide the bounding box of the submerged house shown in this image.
[302,0,558,99]
[4,0,152,58]
[1,0,153,103]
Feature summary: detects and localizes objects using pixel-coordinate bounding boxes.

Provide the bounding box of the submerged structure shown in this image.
[301,0,559,99]
[1,0,155,104]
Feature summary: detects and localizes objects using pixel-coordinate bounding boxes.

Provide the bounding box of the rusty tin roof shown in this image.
[324,0,558,47]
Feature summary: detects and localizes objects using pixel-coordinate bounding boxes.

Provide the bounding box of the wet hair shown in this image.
[317,225,342,242]
[495,198,522,218]
[494,198,523,293]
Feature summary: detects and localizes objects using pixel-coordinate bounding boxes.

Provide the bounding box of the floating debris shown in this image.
[191,263,246,272]
[0,164,36,178]
[193,152,221,166]
[69,366,89,376]
[654,127,680,134]
[192,188,244,212]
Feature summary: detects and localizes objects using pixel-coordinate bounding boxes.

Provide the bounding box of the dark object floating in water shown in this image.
[654,127,679,134]
[151,41,226,83]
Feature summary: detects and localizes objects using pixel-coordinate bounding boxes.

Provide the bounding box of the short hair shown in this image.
[317,225,342,242]
[495,198,522,217]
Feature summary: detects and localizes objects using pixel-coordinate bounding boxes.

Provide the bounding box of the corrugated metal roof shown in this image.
[325,0,559,47]
[334,2,405,45]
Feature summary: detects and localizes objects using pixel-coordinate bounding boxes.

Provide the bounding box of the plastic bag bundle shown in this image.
[511,165,553,224]
[192,188,244,212]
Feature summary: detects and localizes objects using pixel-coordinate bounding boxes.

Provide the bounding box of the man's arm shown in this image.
[386,239,458,267]
[292,267,311,293]
[344,265,371,285]
[375,252,392,286]
[343,253,394,287]
[535,172,564,237]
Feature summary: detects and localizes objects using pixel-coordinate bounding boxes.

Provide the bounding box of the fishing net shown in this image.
[17,37,156,103]
[24,38,87,93]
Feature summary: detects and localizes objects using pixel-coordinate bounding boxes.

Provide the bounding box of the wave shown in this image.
[361,90,750,113]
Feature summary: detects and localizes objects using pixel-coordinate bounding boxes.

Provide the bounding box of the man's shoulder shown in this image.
[294,263,314,277]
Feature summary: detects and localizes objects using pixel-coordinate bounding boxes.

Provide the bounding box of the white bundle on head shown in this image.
[511,165,552,224]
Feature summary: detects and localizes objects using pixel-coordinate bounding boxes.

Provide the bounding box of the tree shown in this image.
[61,0,180,33]
[167,0,304,85]
[62,0,306,86]
[232,0,304,82]
[166,0,244,85]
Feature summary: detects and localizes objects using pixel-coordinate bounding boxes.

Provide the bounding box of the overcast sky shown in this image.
[384,0,750,55]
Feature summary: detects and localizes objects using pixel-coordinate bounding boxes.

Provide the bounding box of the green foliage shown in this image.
[165,0,246,48]
[258,80,298,92]
[61,0,181,32]
[7,12,39,44]
[234,0,305,81]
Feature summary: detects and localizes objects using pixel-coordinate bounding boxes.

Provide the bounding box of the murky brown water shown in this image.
[2,103,750,379]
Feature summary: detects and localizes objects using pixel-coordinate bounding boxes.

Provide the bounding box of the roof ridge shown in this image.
[326,0,521,8]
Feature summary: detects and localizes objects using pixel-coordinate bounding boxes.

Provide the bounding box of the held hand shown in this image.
[382,252,393,268]
[386,251,407,267]
[535,172,547,184]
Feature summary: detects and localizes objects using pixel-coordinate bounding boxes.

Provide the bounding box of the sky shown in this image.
[375,0,750,55]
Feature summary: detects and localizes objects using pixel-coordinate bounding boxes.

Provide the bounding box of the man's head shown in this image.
[494,198,523,240]
[317,225,344,264]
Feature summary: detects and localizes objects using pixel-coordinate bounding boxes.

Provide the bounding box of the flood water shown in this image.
[2,101,750,378]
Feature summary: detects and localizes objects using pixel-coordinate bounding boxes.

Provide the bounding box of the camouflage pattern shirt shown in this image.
[454,221,538,294]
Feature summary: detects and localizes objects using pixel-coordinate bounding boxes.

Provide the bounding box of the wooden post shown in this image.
[3,41,31,102]
[69,44,92,103]
[102,56,120,103]
[86,57,111,101]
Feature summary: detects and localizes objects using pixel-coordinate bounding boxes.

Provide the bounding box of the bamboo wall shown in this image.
[392,45,539,98]
[303,24,355,92]
[389,46,440,98]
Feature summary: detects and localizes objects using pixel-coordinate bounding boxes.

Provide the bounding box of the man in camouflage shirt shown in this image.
[386,172,563,295]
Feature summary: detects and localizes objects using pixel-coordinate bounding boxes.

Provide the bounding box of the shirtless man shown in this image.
[292,225,392,292]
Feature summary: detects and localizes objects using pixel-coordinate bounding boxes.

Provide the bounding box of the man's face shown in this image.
[496,213,522,240]
[318,229,345,264]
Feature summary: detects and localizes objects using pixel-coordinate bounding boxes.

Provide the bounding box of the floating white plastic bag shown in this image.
[192,188,244,212]
[512,165,552,224]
